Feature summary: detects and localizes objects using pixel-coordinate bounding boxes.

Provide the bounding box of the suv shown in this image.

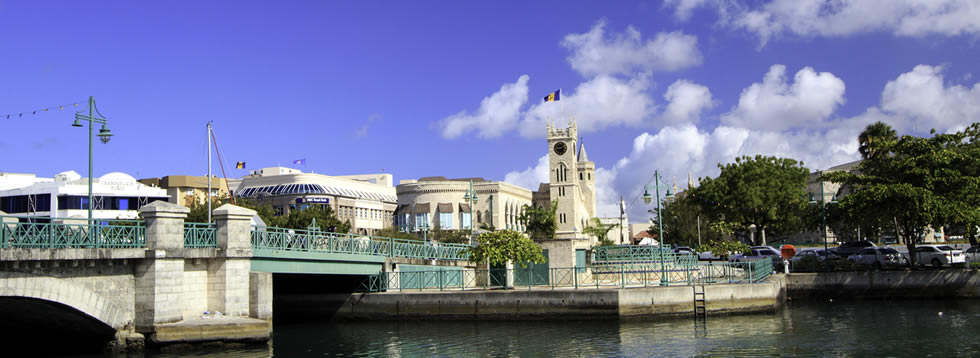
[833,240,876,257]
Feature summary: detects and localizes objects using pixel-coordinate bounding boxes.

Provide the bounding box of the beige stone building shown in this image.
[395,177,533,234]
[233,167,397,235]
[138,175,233,207]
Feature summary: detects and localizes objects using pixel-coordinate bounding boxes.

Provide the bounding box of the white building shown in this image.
[395,177,533,234]
[234,167,397,235]
[0,171,169,220]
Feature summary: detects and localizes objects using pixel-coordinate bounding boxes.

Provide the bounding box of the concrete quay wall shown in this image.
[786,269,980,299]
[334,277,785,320]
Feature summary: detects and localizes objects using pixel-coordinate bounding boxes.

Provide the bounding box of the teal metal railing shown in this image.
[183,222,217,248]
[250,225,471,261]
[593,245,676,263]
[358,261,775,292]
[0,215,145,249]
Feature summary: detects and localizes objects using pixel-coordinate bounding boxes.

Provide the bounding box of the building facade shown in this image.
[395,177,533,235]
[0,171,169,220]
[233,167,397,235]
[138,175,231,207]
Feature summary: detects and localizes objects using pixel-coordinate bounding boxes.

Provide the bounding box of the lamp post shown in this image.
[72,96,113,232]
[463,179,479,246]
[642,169,674,285]
[808,177,837,272]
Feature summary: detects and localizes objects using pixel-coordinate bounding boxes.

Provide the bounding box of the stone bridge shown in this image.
[0,201,474,352]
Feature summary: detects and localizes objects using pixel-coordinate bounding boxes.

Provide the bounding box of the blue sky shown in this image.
[2,1,979,221]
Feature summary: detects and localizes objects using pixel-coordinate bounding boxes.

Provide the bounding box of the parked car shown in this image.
[966,246,980,264]
[791,248,838,263]
[730,246,783,270]
[913,245,967,268]
[832,240,877,257]
[848,247,907,269]
[673,246,697,255]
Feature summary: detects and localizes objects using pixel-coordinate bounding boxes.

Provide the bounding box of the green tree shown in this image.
[695,240,750,260]
[858,121,898,159]
[648,194,718,247]
[467,230,546,268]
[372,227,418,241]
[583,217,618,247]
[690,155,810,246]
[428,225,473,244]
[825,123,980,265]
[519,201,558,241]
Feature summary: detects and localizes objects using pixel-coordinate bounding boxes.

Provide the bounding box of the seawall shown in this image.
[330,276,785,320]
[786,269,980,299]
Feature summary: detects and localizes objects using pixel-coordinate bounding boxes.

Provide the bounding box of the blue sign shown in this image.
[296,197,330,204]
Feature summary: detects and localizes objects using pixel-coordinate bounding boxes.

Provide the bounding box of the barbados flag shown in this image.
[235,161,246,169]
[543,89,560,102]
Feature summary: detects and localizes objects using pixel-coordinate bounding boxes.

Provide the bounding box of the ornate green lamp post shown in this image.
[642,169,674,285]
[463,179,479,246]
[72,96,113,232]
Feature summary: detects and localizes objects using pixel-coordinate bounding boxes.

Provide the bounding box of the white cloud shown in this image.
[662,79,715,125]
[562,20,702,77]
[439,75,529,139]
[663,0,709,21]
[666,0,980,47]
[721,65,845,130]
[518,74,656,137]
[503,155,549,192]
[879,65,980,134]
[505,63,980,224]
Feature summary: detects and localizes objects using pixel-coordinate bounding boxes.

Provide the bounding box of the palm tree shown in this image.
[858,121,897,159]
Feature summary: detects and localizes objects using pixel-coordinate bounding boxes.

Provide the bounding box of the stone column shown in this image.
[134,201,189,330]
[209,204,255,317]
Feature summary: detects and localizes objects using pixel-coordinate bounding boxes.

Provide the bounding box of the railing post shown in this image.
[574,267,578,290]
[621,263,625,289]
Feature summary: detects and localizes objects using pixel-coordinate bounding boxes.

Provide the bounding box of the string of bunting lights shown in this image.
[1,99,87,120]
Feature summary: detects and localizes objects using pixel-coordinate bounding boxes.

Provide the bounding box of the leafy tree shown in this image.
[519,201,558,241]
[185,195,235,223]
[372,227,418,241]
[695,240,750,260]
[583,217,618,247]
[648,194,720,247]
[690,155,810,246]
[467,230,546,268]
[858,121,898,159]
[429,225,473,244]
[825,122,980,265]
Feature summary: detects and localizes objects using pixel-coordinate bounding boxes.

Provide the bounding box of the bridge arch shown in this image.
[0,272,130,330]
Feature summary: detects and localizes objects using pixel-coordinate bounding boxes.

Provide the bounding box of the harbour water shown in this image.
[115,299,979,357]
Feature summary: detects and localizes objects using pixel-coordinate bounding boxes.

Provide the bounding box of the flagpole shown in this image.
[207,121,212,224]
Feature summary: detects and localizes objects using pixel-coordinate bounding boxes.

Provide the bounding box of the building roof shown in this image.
[578,142,589,162]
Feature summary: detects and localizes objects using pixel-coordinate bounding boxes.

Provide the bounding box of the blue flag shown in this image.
[293,159,306,165]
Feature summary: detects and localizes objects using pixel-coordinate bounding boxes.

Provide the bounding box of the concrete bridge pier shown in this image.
[132,202,271,347]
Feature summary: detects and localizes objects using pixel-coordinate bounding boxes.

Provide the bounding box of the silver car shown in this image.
[848,247,907,269]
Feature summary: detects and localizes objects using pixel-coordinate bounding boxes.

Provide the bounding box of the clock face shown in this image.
[554,141,567,155]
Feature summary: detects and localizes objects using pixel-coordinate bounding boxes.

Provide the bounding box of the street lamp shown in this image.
[642,169,674,285]
[808,177,837,272]
[463,179,479,246]
[72,96,113,232]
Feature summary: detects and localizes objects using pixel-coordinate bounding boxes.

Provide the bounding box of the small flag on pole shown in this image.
[293,158,306,165]
[235,161,246,169]
[543,89,560,102]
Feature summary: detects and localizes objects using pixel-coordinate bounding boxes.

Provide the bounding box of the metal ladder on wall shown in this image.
[693,273,707,335]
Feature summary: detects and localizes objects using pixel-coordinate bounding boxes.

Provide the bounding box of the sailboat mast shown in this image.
[207,121,213,223]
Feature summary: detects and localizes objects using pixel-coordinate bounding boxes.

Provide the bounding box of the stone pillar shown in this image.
[249,272,273,320]
[209,204,255,317]
[134,201,189,330]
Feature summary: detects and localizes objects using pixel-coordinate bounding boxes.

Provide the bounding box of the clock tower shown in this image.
[547,119,581,238]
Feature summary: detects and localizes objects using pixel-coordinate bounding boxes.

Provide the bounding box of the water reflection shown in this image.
[99,300,980,357]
